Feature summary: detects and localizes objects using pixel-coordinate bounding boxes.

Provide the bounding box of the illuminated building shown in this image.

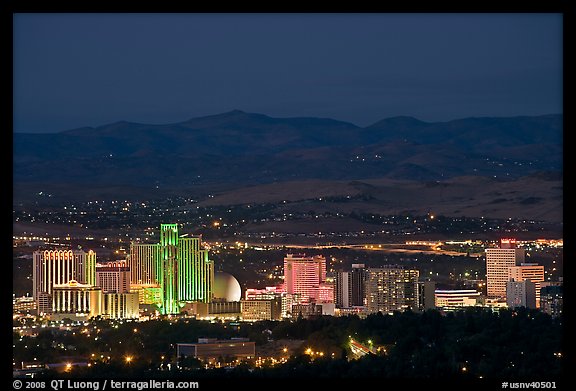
[540,285,562,317]
[128,244,160,285]
[241,297,282,321]
[283,254,326,303]
[93,260,138,319]
[318,283,334,303]
[208,300,241,316]
[245,287,293,318]
[96,260,130,293]
[435,290,481,310]
[508,263,545,308]
[213,272,241,301]
[13,296,37,314]
[485,239,525,298]
[291,303,323,319]
[336,306,368,318]
[506,280,536,309]
[130,284,162,305]
[177,339,255,365]
[51,280,102,321]
[181,301,241,318]
[318,302,335,315]
[33,249,97,315]
[102,292,139,319]
[129,224,214,314]
[365,266,419,314]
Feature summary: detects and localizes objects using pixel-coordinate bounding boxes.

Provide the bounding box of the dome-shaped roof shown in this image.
[213,272,241,301]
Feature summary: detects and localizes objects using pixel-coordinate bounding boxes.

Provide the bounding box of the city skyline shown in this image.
[10,8,565,384]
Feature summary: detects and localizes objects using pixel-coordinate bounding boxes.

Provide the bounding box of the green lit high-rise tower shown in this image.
[129,224,214,315]
[178,235,213,302]
[160,224,180,315]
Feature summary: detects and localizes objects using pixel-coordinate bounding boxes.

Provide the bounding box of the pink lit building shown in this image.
[318,283,334,303]
[283,254,327,303]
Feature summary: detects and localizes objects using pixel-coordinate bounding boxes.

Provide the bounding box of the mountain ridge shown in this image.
[14,111,563,191]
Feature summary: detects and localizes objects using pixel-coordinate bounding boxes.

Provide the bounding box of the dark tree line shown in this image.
[26,307,563,380]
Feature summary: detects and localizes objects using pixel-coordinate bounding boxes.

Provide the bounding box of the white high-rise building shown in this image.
[485,239,524,298]
[32,249,96,315]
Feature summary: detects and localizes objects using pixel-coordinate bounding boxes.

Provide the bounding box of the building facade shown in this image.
[129,224,214,314]
[508,263,545,308]
[486,239,525,298]
[365,266,419,314]
[417,281,436,311]
[96,260,130,293]
[506,280,536,309]
[241,297,282,321]
[335,264,366,309]
[435,289,481,310]
[51,280,102,321]
[283,254,326,303]
[33,249,96,315]
[540,285,562,317]
[245,287,293,318]
[102,292,139,319]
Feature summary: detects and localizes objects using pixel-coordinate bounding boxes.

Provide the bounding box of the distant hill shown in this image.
[14,111,562,191]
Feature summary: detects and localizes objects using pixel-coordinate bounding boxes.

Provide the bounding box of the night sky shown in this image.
[13,13,562,133]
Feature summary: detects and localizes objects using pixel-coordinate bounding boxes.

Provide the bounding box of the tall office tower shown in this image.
[508,263,545,308]
[128,244,160,285]
[75,249,97,286]
[160,223,180,314]
[506,280,537,309]
[335,264,366,308]
[95,260,138,319]
[96,260,130,293]
[283,254,326,303]
[350,264,366,306]
[365,266,419,314]
[32,249,97,315]
[485,239,525,298]
[335,271,351,308]
[177,232,213,304]
[129,224,214,315]
[417,281,436,311]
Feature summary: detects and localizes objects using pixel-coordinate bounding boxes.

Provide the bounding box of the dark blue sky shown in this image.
[13,13,562,133]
